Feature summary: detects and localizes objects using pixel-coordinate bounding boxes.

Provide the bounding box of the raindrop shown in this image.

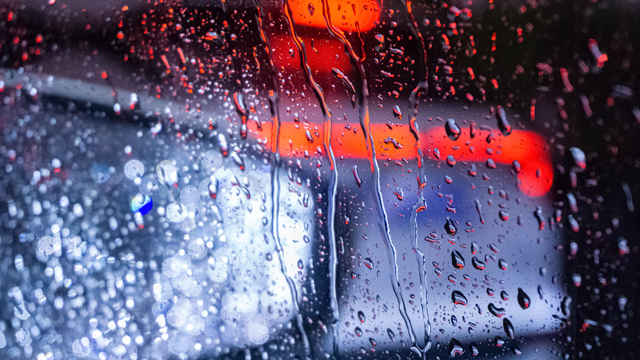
[517,288,531,309]
[472,256,486,270]
[156,160,178,186]
[445,118,461,141]
[451,290,468,306]
[534,206,545,230]
[561,296,572,316]
[512,160,521,173]
[352,165,362,187]
[445,218,457,235]
[567,214,580,232]
[470,344,480,357]
[386,328,395,342]
[449,338,464,357]
[488,303,505,318]
[363,257,374,270]
[208,177,218,199]
[503,318,515,339]
[498,259,508,271]
[569,147,586,171]
[392,105,402,119]
[358,311,366,323]
[451,250,465,269]
[218,133,229,157]
[447,155,457,167]
[567,193,578,213]
[496,106,512,135]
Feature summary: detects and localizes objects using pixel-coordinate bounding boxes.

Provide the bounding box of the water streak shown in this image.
[256,2,310,355]
[283,1,339,357]
[319,0,419,354]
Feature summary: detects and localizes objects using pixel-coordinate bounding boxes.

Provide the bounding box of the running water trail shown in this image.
[319,0,419,355]
[256,2,311,356]
[408,84,432,358]
[402,0,432,355]
[282,1,339,357]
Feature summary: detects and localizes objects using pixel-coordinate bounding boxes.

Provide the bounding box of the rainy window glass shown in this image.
[0,0,638,359]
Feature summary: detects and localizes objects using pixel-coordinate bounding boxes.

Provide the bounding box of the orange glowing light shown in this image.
[248,121,553,197]
[270,35,352,74]
[289,0,381,32]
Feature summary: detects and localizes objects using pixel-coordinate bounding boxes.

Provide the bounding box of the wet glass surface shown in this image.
[0,0,639,359]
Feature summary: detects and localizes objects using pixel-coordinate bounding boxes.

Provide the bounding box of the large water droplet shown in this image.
[517,288,531,309]
[449,338,464,357]
[445,218,457,235]
[451,250,465,269]
[503,318,515,339]
[472,256,486,270]
[451,290,468,306]
[488,303,505,317]
[445,118,461,140]
[156,160,178,186]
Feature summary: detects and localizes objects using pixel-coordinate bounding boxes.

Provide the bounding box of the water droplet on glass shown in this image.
[488,303,505,318]
[451,290,468,306]
[561,296,572,316]
[472,256,486,270]
[354,327,362,337]
[517,288,531,309]
[445,118,461,140]
[392,105,402,119]
[445,218,457,235]
[569,146,587,171]
[451,250,465,269]
[357,311,366,323]
[156,160,178,186]
[503,318,515,339]
[449,338,464,357]
[496,106,512,135]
